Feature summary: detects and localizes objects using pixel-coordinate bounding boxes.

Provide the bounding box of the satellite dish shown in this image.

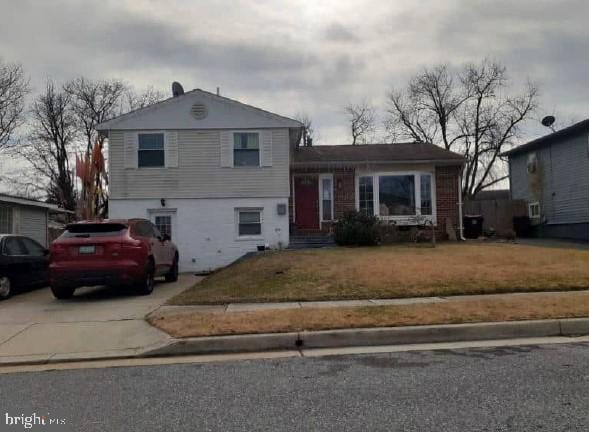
[541,115,556,128]
[172,82,184,97]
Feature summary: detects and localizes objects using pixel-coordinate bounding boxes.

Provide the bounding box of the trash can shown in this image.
[463,215,484,239]
[513,216,532,238]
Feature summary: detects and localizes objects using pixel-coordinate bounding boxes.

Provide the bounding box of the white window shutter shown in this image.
[260,130,272,167]
[124,132,138,169]
[220,131,233,167]
[165,131,179,168]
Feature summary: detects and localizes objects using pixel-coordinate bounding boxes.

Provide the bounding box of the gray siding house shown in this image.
[0,194,66,246]
[505,119,589,240]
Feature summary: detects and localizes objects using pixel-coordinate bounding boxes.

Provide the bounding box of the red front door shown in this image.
[294,176,320,230]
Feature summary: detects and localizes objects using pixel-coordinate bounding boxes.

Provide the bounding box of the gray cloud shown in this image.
[0,0,588,146]
[323,23,360,43]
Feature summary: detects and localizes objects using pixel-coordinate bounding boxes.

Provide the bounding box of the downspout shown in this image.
[458,173,466,241]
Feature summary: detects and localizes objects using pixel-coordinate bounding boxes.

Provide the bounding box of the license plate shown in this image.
[79,245,96,255]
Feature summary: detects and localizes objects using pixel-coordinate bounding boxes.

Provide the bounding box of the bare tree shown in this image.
[295,112,314,146]
[22,80,77,210]
[64,77,127,155]
[345,102,376,145]
[387,60,538,198]
[0,60,29,152]
[125,86,167,112]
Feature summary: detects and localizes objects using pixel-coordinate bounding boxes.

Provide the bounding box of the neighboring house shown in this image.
[0,194,68,247]
[505,119,589,240]
[97,87,465,272]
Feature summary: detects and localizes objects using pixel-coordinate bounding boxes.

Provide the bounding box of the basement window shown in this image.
[237,209,262,237]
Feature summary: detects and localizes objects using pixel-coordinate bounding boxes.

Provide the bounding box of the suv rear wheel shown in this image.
[136,260,155,296]
[51,285,75,300]
[165,254,179,283]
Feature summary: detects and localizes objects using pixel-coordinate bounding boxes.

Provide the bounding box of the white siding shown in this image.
[109,128,290,199]
[16,206,48,246]
[110,197,289,272]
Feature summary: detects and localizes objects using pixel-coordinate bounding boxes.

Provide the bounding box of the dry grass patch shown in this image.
[152,292,589,338]
[170,243,589,305]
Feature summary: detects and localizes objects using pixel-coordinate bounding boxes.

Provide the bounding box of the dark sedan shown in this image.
[0,234,49,299]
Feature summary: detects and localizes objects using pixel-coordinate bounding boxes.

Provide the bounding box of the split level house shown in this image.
[97,88,465,272]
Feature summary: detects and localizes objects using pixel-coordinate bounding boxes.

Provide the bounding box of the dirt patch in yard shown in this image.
[152,292,589,338]
[169,243,589,305]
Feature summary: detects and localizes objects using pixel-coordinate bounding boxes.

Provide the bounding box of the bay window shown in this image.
[357,172,435,222]
[420,174,432,216]
[378,175,415,216]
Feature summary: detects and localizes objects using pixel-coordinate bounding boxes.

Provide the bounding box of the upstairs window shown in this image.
[138,133,165,168]
[233,133,260,167]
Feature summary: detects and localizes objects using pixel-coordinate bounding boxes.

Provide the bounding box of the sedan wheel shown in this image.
[0,276,11,300]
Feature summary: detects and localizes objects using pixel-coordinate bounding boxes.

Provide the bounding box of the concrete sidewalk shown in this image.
[0,274,201,365]
[155,289,589,314]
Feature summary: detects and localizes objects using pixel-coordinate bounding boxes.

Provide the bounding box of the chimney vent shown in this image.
[216,87,220,96]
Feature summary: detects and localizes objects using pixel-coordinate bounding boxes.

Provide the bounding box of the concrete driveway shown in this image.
[0,274,200,365]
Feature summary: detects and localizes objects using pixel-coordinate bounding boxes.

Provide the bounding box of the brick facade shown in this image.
[290,164,462,239]
[435,165,462,239]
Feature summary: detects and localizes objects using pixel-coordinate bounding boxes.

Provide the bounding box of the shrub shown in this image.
[333,211,380,246]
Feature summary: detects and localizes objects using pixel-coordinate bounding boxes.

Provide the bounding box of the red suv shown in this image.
[49,219,179,299]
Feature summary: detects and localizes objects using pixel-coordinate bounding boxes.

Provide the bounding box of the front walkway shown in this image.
[155,289,589,314]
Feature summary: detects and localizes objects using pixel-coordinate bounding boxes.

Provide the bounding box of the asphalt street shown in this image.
[1,342,589,431]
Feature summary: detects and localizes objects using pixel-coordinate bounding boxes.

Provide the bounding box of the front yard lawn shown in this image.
[170,243,589,305]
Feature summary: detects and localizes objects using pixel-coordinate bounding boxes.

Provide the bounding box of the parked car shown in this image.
[0,234,49,300]
[49,219,179,299]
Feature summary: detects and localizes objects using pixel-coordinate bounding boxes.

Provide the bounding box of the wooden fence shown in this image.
[463,198,527,236]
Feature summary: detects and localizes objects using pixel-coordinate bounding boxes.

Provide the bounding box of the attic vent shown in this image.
[191,103,208,120]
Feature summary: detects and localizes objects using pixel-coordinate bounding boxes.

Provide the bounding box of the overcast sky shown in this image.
[1,0,588,145]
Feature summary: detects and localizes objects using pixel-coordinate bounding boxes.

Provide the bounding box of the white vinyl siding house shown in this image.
[98,89,302,272]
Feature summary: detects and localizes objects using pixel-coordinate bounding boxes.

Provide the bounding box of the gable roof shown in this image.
[503,118,589,157]
[97,88,303,131]
[0,194,72,212]
[293,142,465,166]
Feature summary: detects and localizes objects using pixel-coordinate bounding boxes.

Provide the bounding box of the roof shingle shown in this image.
[293,142,465,165]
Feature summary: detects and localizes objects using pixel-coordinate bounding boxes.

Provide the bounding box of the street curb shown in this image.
[144,332,300,357]
[142,318,589,356]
